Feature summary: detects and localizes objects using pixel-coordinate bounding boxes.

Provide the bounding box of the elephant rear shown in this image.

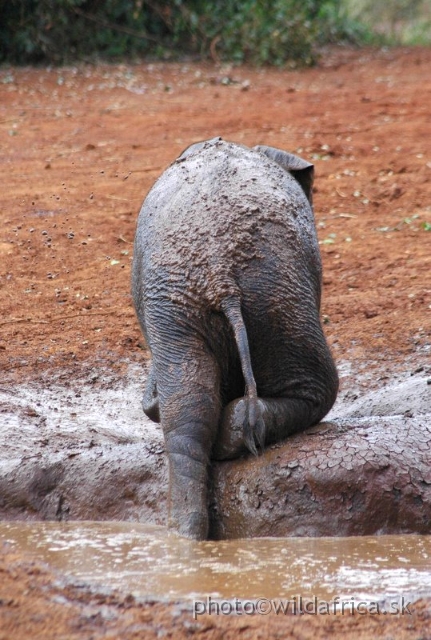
[132,138,338,539]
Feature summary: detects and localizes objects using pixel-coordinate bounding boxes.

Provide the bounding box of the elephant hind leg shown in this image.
[156,348,221,540]
[213,396,314,461]
[163,389,221,539]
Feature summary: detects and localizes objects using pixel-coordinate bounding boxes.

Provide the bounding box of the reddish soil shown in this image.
[1,46,431,638]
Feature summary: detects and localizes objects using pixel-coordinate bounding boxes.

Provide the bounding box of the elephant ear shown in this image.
[254,145,314,204]
[177,137,223,161]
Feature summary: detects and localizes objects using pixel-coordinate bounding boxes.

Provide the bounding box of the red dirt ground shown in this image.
[1,46,431,638]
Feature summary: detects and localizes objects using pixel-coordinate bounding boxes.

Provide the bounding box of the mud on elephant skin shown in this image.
[132,137,338,540]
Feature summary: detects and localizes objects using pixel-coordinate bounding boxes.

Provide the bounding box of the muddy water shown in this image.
[1,521,430,602]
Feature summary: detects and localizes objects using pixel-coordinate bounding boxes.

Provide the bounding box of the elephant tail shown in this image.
[220,297,264,456]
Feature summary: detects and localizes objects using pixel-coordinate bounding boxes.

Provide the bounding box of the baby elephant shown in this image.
[132,137,338,539]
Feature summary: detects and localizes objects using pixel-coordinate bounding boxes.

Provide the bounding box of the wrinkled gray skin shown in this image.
[132,137,338,540]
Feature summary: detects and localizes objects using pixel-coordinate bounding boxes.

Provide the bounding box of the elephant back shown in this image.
[134,139,320,311]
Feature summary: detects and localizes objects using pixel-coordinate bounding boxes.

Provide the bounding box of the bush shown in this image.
[0,0,366,66]
[0,0,163,64]
[343,0,431,45]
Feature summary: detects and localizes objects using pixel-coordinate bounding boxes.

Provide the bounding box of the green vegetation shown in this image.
[0,1,429,66]
[344,0,431,45]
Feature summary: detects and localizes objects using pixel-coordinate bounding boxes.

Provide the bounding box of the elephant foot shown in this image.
[213,398,266,460]
[142,394,160,423]
[212,396,315,460]
[167,451,211,539]
[169,510,209,540]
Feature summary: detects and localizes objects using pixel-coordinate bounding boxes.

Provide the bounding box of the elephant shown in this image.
[131,137,338,540]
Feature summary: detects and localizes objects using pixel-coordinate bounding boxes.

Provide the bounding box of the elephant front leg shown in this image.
[144,304,221,539]
[213,396,315,460]
[142,363,160,423]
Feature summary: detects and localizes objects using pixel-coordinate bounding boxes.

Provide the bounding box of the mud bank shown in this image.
[1,364,430,537]
[0,365,167,523]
